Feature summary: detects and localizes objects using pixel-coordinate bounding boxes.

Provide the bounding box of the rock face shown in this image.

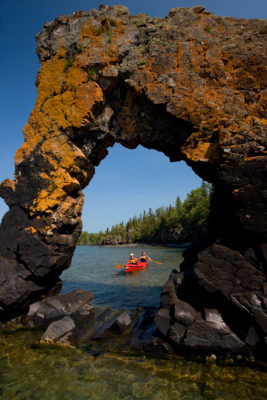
[98,222,207,246]
[0,5,266,357]
[155,264,266,359]
[25,288,94,327]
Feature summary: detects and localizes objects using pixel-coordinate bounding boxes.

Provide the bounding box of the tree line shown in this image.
[78,181,212,245]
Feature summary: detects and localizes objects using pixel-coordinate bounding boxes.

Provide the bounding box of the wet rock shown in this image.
[25,289,93,327]
[107,311,133,334]
[154,308,171,336]
[128,307,158,350]
[143,336,173,355]
[183,320,245,354]
[40,316,76,345]
[168,322,187,345]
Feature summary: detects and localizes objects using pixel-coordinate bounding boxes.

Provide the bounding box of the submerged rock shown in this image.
[106,311,133,334]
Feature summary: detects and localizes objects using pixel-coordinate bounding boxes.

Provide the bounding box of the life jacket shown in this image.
[129,257,138,264]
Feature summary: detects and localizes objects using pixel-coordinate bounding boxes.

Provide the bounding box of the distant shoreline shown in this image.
[77,242,191,248]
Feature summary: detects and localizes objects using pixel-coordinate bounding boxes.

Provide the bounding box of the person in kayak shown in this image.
[128,253,138,264]
[140,251,152,262]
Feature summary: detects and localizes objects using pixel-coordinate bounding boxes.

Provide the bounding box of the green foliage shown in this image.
[107,31,112,43]
[63,56,75,72]
[78,182,212,245]
[88,67,97,79]
[139,58,146,66]
[141,47,149,55]
[97,27,104,36]
[77,44,83,54]
[204,25,212,33]
[77,232,99,245]
[180,182,212,226]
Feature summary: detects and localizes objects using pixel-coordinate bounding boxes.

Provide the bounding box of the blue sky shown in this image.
[0,1,266,232]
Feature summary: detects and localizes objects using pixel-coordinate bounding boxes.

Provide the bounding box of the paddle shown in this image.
[149,259,162,265]
[115,263,124,269]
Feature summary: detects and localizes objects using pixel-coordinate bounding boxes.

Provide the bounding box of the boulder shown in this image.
[154,308,171,336]
[168,322,187,345]
[173,299,197,326]
[25,289,93,327]
[41,316,76,345]
[183,320,245,354]
[194,244,267,336]
[107,311,133,334]
[160,278,178,308]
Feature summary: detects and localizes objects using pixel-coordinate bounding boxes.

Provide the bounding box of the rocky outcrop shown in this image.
[0,5,266,358]
[40,316,77,346]
[155,261,267,359]
[97,223,207,246]
[25,288,94,327]
[0,288,94,346]
[149,223,207,246]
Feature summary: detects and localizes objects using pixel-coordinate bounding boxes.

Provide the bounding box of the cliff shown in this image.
[0,5,266,358]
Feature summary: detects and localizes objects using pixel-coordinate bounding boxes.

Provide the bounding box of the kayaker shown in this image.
[128,253,138,264]
[140,251,152,262]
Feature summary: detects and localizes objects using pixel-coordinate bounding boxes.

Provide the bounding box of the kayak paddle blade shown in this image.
[115,263,124,269]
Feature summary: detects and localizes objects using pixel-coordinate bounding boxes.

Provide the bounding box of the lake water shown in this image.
[1,245,267,400]
[61,245,184,309]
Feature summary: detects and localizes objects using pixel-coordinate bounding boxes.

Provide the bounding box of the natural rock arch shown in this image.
[0,5,266,355]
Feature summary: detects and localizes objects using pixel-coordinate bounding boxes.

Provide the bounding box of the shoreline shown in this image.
[77,241,192,249]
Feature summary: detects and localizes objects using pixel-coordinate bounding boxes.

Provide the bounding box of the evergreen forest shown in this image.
[78,182,212,245]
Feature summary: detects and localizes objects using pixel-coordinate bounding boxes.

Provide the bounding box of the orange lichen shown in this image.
[6,6,266,232]
[24,226,37,234]
[0,178,15,193]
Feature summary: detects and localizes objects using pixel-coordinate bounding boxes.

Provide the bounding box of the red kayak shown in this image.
[124,260,148,273]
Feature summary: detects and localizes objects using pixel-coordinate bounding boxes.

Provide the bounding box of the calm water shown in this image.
[61,245,183,309]
[1,245,267,400]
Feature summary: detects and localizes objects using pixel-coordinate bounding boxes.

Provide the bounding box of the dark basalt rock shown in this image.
[154,308,172,336]
[106,311,133,334]
[182,320,245,354]
[0,5,266,360]
[25,288,94,327]
[173,299,197,326]
[41,316,77,345]
[154,260,267,360]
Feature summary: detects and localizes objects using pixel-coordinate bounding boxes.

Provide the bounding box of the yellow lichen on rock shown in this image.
[182,131,220,164]
[36,47,67,99]
[29,186,67,215]
[24,226,37,234]
[15,133,44,166]
[40,134,86,170]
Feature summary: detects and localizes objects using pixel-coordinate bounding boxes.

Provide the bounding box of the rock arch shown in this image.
[0,5,266,354]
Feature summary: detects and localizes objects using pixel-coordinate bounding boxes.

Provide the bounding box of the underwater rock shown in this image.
[106,311,133,334]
